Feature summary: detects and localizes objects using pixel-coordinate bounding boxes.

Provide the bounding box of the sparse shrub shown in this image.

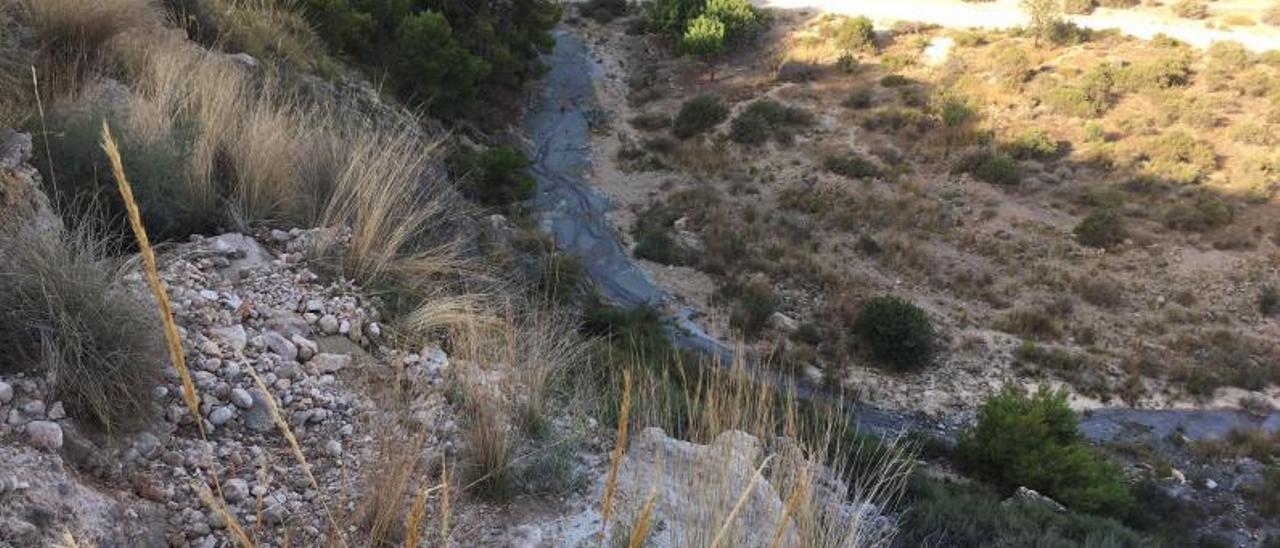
[205,0,332,73]
[1097,0,1139,7]
[726,280,777,337]
[1145,131,1216,184]
[1043,63,1116,117]
[1231,123,1276,146]
[835,52,858,73]
[633,232,691,266]
[0,224,163,432]
[1115,55,1192,91]
[992,46,1033,87]
[880,74,911,87]
[672,95,729,138]
[997,307,1061,340]
[1005,129,1059,159]
[1074,208,1127,249]
[842,87,875,109]
[827,15,876,51]
[630,112,672,131]
[1015,341,1089,374]
[824,153,879,179]
[1266,3,1280,26]
[1260,285,1280,316]
[729,99,811,145]
[852,295,936,371]
[580,0,628,23]
[1063,0,1095,15]
[953,150,1022,186]
[959,385,1133,516]
[452,146,537,207]
[1076,276,1125,308]
[1020,0,1064,45]
[1163,190,1235,231]
[939,95,975,127]
[1207,40,1251,73]
[1171,0,1208,19]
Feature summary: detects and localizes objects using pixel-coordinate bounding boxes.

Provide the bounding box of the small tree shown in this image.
[1020,0,1063,46]
[681,14,726,81]
[852,296,936,371]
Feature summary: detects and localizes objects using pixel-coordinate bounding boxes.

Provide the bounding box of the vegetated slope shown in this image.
[578,5,1280,416]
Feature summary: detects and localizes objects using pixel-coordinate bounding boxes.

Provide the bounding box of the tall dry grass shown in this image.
[19,0,160,100]
[602,356,914,548]
[204,0,331,73]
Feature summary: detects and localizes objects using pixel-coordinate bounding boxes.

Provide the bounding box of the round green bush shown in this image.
[1073,208,1126,249]
[673,95,729,139]
[853,295,936,371]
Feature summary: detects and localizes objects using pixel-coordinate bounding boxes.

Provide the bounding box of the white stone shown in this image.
[322,439,342,458]
[311,354,351,374]
[46,401,65,420]
[318,315,340,335]
[210,325,248,353]
[224,478,250,502]
[208,406,236,426]
[263,332,298,362]
[25,421,62,451]
[0,381,12,404]
[230,388,254,409]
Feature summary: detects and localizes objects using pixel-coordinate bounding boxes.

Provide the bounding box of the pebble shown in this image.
[208,406,236,426]
[46,401,65,420]
[20,400,45,417]
[0,381,12,404]
[25,421,62,451]
[318,315,340,335]
[323,439,342,457]
[311,354,351,374]
[292,335,318,361]
[230,388,254,409]
[263,332,298,362]
[223,478,250,502]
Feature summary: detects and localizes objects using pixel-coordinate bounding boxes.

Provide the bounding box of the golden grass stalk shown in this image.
[710,456,772,548]
[245,367,346,546]
[439,457,450,546]
[403,480,431,548]
[770,473,809,548]
[626,488,658,548]
[198,483,255,548]
[599,369,632,545]
[100,121,203,435]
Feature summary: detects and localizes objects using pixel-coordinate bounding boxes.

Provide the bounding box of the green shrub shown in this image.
[842,87,875,109]
[958,385,1134,516]
[1004,129,1059,160]
[630,112,672,131]
[1074,208,1127,249]
[1260,285,1280,317]
[727,281,777,337]
[729,99,811,144]
[939,95,975,127]
[1171,0,1208,19]
[824,153,879,179]
[453,146,537,207]
[1146,131,1216,184]
[1043,63,1116,117]
[880,74,911,87]
[827,15,876,51]
[852,295,936,371]
[992,46,1033,87]
[1163,190,1234,232]
[37,105,216,241]
[679,14,725,58]
[953,150,1021,186]
[303,0,561,122]
[0,225,163,432]
[1208,40,1251,72]
[647,0,763,46]
[580,0,628,23]
[633,232,692,266]
[1097,0,1139,6]
[672,95,729,138]
[1115,55,1192,91]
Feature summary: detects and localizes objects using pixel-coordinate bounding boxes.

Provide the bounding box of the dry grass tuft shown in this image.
[205,0,331,72]
[20,0,160,99]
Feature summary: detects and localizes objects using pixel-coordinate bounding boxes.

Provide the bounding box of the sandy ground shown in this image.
[757,0,1280,51]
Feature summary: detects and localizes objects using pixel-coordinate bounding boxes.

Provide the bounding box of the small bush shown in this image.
[992,46,1033,87]
[1005,129,1059,160]
[842,87,875,109]
[953,150,1021,186]
[453,146,537,207]
[1231,123,1276,146]
[1208,40,1251,73]
[827,15,876,51]
[729,99,811,145]
[880,74,911,87]
[1074,208,1127,249]
[1116,55,1192,91]
[852,295,936,371]
[1265,3,1280,26]
[1163,190,1235,232]
[1043,63,1116,118]
[1171,0,1208,19]
[824,153,879,179]
[580,0,628,22]
[1063,0,1095,15]
[939,95,975,127]
[959,385,1133,516]
[1097,0,1139,7]
[0,225,163,432]
[1261,285,1280,317]
[672,95,729,139]
[630,112,672,131]
[1076,276,1125,308]
[727,280,777,337]
[1146,131,1216,184]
